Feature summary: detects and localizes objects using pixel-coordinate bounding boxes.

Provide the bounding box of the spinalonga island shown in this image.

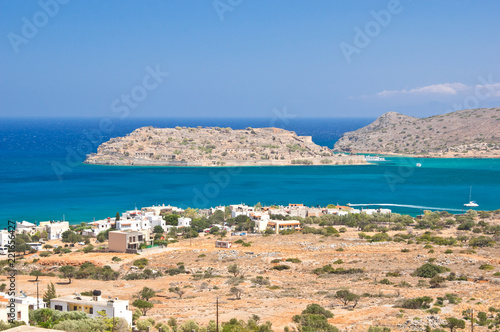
[85,126,367,166]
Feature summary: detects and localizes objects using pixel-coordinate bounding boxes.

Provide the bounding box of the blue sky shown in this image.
[1,0,500,118]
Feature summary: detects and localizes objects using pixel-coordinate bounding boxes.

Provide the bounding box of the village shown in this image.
[3,203,500,332]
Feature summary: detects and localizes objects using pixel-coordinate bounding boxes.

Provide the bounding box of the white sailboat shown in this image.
[464,186,478,207]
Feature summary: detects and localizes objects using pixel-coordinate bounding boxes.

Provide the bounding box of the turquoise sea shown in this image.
[1,118,499,227]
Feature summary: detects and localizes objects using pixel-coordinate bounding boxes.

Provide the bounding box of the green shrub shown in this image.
[401,249,410,253]
[395,296,433,309]
[313,265,363,276]
[444,249,453,254]
[386,272,401,277]
[427,307,441,314]
[111,256,122,262]
[286,258,301,263]
[479,264,494,270]
[133,258,149,269]
[272,265,291,271]
[414,263,448,278]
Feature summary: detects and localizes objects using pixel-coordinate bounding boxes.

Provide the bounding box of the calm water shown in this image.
[1,118,499,226]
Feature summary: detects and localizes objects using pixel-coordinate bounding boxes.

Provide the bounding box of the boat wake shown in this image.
[347,203,464,212]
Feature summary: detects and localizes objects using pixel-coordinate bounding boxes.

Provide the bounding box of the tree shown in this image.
[82,244,94,253]
[164,214,180,226]
[414,263,447,278]
[230,287,242,300]
[137,318,156,331]
[209,226,220,234]
[442,317,465,332]
[59,265,75,284]
[169,286,185,299]
[14,236,29,254]
[138,287,156,301]
[153,225,164,234]
[335,290,360,308]
[43,282,57,305]
[179,320,200,332]
[96,232,106,243]
[133,299,154,316]
[30,270,43,282]
[228,264,241,277]
[292,303,338,332]
[115,212,120,221]
[62,230,81,243]
[254,202,262,211]
[301,304,334,318]
[184,208,198,219]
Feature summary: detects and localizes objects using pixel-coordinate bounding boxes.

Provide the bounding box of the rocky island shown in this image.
[85,126,366,166]
[334,108,500,158]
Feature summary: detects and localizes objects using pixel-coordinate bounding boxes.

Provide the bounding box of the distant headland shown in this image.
[85,126,366,166]
[334,108,500,158]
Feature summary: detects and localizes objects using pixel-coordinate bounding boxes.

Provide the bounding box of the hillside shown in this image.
[85,126,366,166]
[333,108,500,157]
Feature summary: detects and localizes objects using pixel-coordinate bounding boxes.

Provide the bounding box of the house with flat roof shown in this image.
[50,291,132,326]
[108,230,152,253]
[0,291,46,310]
[45,221,70,240]
[267,220,301,234]
[0,295,29,325]
[177,217,191,228]
[15,221,37,236]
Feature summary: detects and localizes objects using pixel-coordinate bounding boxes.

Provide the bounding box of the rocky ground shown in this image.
[15,224,500,331]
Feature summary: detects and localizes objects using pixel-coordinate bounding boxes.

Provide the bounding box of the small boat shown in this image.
[365,156,386,162]
[464,186,479,207]
[416,163,422,167]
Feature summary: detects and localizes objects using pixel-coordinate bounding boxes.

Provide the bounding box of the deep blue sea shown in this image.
[1,117,499,227]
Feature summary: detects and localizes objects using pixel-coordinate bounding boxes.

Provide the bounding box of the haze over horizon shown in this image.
[2,1,500,119]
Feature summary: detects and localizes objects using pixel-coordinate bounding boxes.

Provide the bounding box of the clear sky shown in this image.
[1,0,500,119]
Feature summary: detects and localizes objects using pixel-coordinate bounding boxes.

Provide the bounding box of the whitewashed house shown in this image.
[177,217,191,228]
[51,291,133,327]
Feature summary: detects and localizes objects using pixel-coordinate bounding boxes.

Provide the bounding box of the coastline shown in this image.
[352,151,500,159]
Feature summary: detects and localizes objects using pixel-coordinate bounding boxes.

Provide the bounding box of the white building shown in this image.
[254,219,269,232]
[177,217,191,228]
[0,230,12,248]
[0,295,29,325]
[44,221,70,240]
[0,291,47,310]
[51,291,133,326]
[15,221,37,235]
[230,204,254,218]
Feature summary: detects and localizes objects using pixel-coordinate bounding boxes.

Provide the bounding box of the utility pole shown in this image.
[36,281,40,309]
[471,309,474,332]
[216,297,219,332]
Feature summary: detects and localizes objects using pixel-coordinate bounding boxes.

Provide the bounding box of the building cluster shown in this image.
[6,203,391,254]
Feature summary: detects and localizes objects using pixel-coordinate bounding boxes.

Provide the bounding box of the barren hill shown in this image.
[85,126,366,166]
[333,108,500,157]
